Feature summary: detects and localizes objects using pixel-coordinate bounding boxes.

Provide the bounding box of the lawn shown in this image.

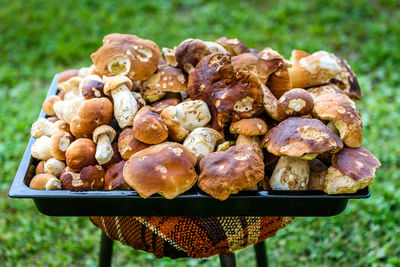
[1,0,399,266]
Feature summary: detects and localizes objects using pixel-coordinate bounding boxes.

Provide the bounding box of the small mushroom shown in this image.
[229,118,268,136]
[118,127,150,160]
[61,76,82,100]
[60,165,105,191]
[79,75,106,99]
[236,135,263,160]
[50,131,74,161]
[35,161,45,174]
[57,69,79,90]
[29,173,62,190]
[102,142,123,169]
[93,125,116,165]
[132,106,168,144]
[261,84,282,121]
[53,97,85,124]
[123,142,197,199]
[183,127,224,162]
[216,37,250,56]
[173,100,211,131]
[277,88,314,120]
[42,95,61,116]
[161,47,178,67]
[151,98,180,114]
[31,118,57,139]
[160,106,189,142]
[324,147,381,194]
[65,138,97,172]
[103,75,138,129]
[104,160,131,190]
[270,156,310,190]
[44,158,65,177]
[31,136,52,161]
[142,65,187,93]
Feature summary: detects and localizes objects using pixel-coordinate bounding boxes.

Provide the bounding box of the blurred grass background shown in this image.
[1,0,399,266]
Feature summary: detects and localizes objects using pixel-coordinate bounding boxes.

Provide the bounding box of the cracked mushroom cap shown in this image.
[198,145,264,201]
[132,106,168,144]
[118,127,150,159]
[312,93,363,148]
[60,165,105,191]
[65,138,97,172]
[277,88,314,120]
[104,160,131,190]
[330,55,361,100]
[188,53,264,130]
[324,147,381,194]
[70,97,113,138]
[142,65,187,92]
[123,142,197,199]
[79,75,106,99]
[229,118,267,136]
[91,33,160,81]
[215,37,250,56]
[261,117,343,159]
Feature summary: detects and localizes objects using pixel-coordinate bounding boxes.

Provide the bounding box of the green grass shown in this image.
[1,0,399,266]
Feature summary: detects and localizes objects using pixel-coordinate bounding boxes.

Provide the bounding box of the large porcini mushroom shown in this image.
[104,160,131,190]
[103,75,138,128]
[160,105,189,142]
[50,131,74,161]
[123,142,197,199]
[183,127,224,162]
[312,93,363,148]
[216,37,250,56]
[60,165,105,191]
[93,125,116,165]
[65,138,97,172]
[198,145,264,200]
[91,33,160,81]
[29,173,62,190]
[132,106,168,144]
[324,147,381,194]
[117,127,150,160]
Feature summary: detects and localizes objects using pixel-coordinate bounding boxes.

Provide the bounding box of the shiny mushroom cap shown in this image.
[229,118,268,136]
[65,138,97,172]
[142,65,187,92]
[79,75,105,99]
[198,145,264,200]
[103,75,133,95]
[150,98,180,114]
[29,173,62,190]
[277,88,314,120]
[118,127,150,159]
[215,37,250,56]
[132,106,169,144]
[50,131,74,161]
[104,160,131,190]
[123,142,197,199]
[60,165,105,191]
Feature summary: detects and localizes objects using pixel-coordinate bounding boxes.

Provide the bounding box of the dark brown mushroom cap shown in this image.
[150,98,180,113]
[312,93,363,148]
[330,56,361,100]
[118,127,150,159]
[277,88,314,120]
[198,145,264,201]
[132,106,169,144]
[123,142,197,199]
[142,65,187,92]
[65,138,97,172]
[91,33,160,81]
[215,37,250,56]
[104,160,131,190]
[229,118,268,136]
[81,79,106,99]
[60,165,105,191]
[58,69,79,89]
[261,117,343,159]
[70,97,114,138]
[188,53,264,130]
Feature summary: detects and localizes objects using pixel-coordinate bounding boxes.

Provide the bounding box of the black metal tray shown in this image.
[8,74,370,217]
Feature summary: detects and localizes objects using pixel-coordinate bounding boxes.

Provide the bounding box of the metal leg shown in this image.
[254,241,268,267]
[219,253,236,267]
[99,232,113,267]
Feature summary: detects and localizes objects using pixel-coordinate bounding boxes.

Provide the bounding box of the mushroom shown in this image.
[31,118,57,138]
[161,47,178,67]
[42,95,61,116]
[93,125,116,165]
[53,97,85,124]
[104,160,131,190]
[160,105,190,142]
[198,145,264,200]
[90,33,160,81]
[54,120,70,133]
[183,127,224,162]
[31,136,52,160]
[140,87,166,103]
[44,158,65,177]
[141,65,187,94]
[118,127,150,160]
[236,135,263,160]
[61,76,83,100]
[216,140,235,152]
[103,75,138,129]
[65,138,97,172]
[229,118,268,136]
[132,106,168,144]
[324,147,381,194]
[151,98,180,114]
[29,173,62,190]
[289,49,310,63]
[261,84,282,121]
[270,156,311,190]
[216,37,250,56]
[308,169,328,190]
[79,75,106,99]
[330,55,361,100]
[50,131,74,161]
[123,142,197,199]
[57,69,79,90]
[102,142,123,169]
[60,165,105,191]
[35,161,45,174]
[277,88,314,120]
[312,93,363,148]
[70,97,113,138]
[307,84,344,99]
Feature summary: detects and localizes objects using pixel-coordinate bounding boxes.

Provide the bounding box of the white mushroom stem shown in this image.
[31,136,52,160]
[45,177,62,190]
[95,134,114,165]
[174,100,211,131]
[62,76,82,100]
[53,97,84,124]
[31,118,56,138]
[111,85,138,128]
[183,127,223,162]
[270,156,310,190]
[236,135,263,160]
[261,84,281,121]
[44,158,65,177]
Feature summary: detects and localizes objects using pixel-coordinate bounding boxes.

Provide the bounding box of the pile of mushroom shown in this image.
[28,33,381,200]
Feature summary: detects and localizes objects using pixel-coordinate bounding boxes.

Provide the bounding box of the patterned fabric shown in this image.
[90,216,294,258]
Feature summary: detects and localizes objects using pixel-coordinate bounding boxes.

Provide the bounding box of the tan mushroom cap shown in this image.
[104,160,131,190]
[289,49,310,63]
[118,127,150,159]
[42,95,61,116]
[324,147,381,194]
[307,84,344,98]
[29,173,61,190]
[151,98,180,114]
[229,118,267,136]
[216,37,250,56]
[58,69,79,89]
[93,125,116,144]
[60,165,105,191]
[261,117,343,159]
[132,106,169,144]
[70,97,113,138]
[198,145,264,201]
[65,138,97,172]
[35,161,45,174]
[91,33,160,81]
[312,93,363,148]
[103,75,133,95]
[277,88,314,120]
[142,65,187,92]
[330,55,361,100]
[123,142,197,199]
[50,131,74,161]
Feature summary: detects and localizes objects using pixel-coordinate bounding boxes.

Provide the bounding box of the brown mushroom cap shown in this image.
[54,120,70,133]
[93,125,116,144]
[60,165,105,191]
[80,76,106,99]
[289,49,310,63]
[132,106,168,144]
[91,33,160,81]
[65,138,97,172]
[29,173,61,190]
[103,75,133,96]
[324,147,381,194]
[188,53,264,130]
[330,56,361,100]
[42,95,61,116]
[277,88,314,120]
[104,160,131,190]
[70,97,113,138]
[312,93,363,148]
[118,127,150,159]
[142,65,187,92]
[58,69,79,89]
[261,117,343,159]
[151,98,180,113]
[307,84,344,98]
[198,145,264,201]
[160,106,189,142]
[229,118,268,136]
[50,131,75,161]
[123,142,197,199]
[215,37,250,56]
[35,161,45,174]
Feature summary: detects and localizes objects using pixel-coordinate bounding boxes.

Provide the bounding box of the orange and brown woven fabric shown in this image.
[90,216,294,258]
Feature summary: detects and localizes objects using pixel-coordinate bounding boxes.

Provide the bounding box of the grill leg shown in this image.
[254,241,268,267]
[99,232,113,267]
[219,253,236,267]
